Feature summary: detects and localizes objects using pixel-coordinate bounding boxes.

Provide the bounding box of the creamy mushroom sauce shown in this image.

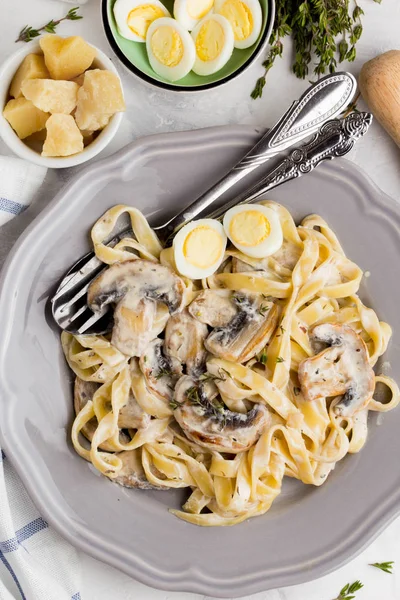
[62,202,400,526]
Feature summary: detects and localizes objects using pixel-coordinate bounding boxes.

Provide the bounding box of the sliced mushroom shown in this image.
[204,293,279,363]
[74,376,150,440]
[139,338,182,403]
[172,375,269,453]
[188,289,238,327]
[87,260,185,356]
[298,323,375,417]
[164,309,208,377]
[114,448,165,490]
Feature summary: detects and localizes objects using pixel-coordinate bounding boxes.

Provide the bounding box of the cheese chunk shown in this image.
[9,54,50,99]
[74,69,125,131]
[3,97,49,139]
[42,114,84,157]
[40,35,96,80]
[21,79,79,114]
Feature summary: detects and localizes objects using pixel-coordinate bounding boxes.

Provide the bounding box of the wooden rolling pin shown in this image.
[359,50,400,147]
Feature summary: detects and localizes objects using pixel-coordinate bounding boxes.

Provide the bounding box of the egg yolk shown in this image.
[183,226,223,268]
[195,20,225,61]
[229,211,270,246]
[187,0,214,19]
[127,5,165,39]
[218,0,253,41]
[150,26,184,66]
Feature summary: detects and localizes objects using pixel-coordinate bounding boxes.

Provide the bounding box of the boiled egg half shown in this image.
[146,17,196,81]
[214,0,262,49]
[113,0,170,42]
[174,0,214,31]
[223,204,283,258]
[173,219,227,279]
[191,14,234,75]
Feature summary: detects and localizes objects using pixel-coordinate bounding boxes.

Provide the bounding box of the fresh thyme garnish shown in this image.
[293,386,301,396]
[199,372,225,383]
[169,399,181,410]
[251,0,381,99]
[233,294,245,304]
[258,348,268,365]
[155,367,174,379]
[258,304,270,316]
[186,385,227,424]
[280,326,285,333]
[186,386,201,404]
[220,368,232,379]
[16,7,82,43]
[276,356,284,363]
[369,561,394,574]
[334,580,363,600]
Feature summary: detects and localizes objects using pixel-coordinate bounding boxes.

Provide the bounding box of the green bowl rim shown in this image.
[101,0,275,92]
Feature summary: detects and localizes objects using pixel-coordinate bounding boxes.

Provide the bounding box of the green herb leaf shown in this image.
[258,348,268,365]
[276,357,284,363]
[155,367,174,379]
[335,580,363,600]
[169,399,181,410]
[369,561,394,574]
[16,6,82,42]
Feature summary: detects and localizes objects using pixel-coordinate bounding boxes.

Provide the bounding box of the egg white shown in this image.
[113,0,170,42]
[191,14,234,75]
[214,0,262,49]
[223,204,283,258]
[173,219,227,279]
[173,0,214,31]
[146,17,196,81]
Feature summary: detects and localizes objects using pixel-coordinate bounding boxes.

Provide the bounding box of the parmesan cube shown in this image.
[21,79,79,114]
[75,69,125,131]
[3,97,49,139]
[9,54,50,99]
[42,114,84,157]
[40,35,96,80]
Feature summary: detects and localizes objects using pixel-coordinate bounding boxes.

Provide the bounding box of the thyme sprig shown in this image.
[16,7,82,43]
[369,561,394,574]
[252,0,382,99]
[334,580,363,600]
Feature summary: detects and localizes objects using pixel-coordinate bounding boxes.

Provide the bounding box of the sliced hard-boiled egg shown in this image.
[113,0,170,42]
[174,0,214,31]
[191,14,234,75]
[146,17,196,81]
[173,219,227,279]
[214,0,262,49]
[223,204,283,258]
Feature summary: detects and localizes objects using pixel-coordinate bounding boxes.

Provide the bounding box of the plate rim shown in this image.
[1,125,400,597]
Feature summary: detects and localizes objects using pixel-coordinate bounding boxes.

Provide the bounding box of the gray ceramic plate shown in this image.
[1,125,400,598]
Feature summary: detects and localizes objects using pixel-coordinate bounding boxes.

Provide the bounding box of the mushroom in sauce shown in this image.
[189,290,279,363]
[87,260,185,356]
[172,375,270,453]
[114,448,165,490]
[298,323,375,417]
[139,338,182,403]
[164,309,208,377]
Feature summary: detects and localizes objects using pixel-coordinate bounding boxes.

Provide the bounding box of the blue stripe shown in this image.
[72,594,81,599]
[0,553,26,600]
[0,197,27,216]
[0,517,48,554]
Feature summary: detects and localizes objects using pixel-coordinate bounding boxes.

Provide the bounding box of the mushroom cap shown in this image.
[173,375,270,453]
[139,337,182,403]
[298,323,375,417]
[114,448,166,490]
[164,309,208,377]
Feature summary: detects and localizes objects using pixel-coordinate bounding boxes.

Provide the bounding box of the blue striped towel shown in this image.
[0,450,81,600]
[0,156,47,227]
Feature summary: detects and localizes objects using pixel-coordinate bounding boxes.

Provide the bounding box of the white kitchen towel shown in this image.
[0,156,47,227]
[0,451,82,600]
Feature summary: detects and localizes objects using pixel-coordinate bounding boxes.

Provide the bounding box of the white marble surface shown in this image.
[1,0,400,598]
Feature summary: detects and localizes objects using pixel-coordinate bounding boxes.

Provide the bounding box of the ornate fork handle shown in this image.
[206,112,373,220]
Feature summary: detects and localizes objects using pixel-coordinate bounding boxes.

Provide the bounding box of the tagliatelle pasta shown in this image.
[62,201,400,526]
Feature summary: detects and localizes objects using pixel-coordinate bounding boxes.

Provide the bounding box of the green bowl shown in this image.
[101,0,275,91]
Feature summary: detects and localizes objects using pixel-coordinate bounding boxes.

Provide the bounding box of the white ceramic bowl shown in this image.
[0,40,124,168]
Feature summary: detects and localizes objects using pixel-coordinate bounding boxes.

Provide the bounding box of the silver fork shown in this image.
[51,73,358,335]
[51,111,372,336]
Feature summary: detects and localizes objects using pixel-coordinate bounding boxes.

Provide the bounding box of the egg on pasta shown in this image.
[173,0,214,31]
[113,0,170,42]
[214,0,262,49]
[173,218,227,278]
[191,14,234,75]
[146,17,196,81]
[223,203,283,258]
